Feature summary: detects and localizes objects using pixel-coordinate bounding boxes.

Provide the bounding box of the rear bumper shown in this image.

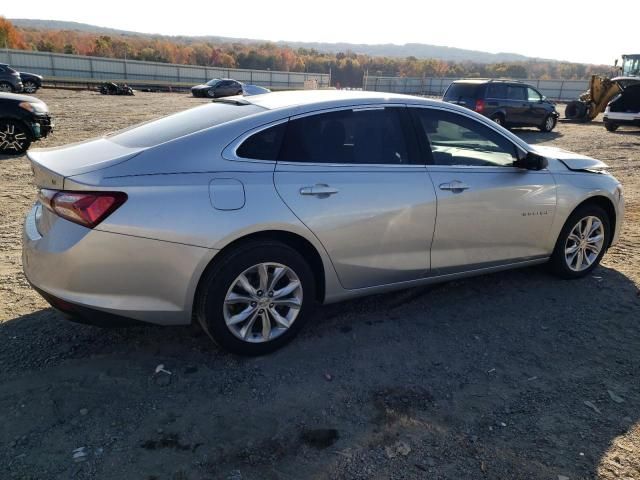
[23,203,214,326]
[604,112,640,127]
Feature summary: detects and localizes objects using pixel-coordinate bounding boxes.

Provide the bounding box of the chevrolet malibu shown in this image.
[23,91,624,355]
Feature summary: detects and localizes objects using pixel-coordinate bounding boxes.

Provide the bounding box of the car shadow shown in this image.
[1,264,639,479]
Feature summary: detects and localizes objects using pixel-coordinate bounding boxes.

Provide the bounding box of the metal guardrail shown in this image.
[0,49,331,90]
[362,74,589,102]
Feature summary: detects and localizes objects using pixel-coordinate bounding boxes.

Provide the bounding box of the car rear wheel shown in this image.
[549,204,610,279]
[0,81,14,93]
[23,81,39,93]
[605,122,619,132]
[196,241,316,355]
[491,114,505,127]
[0,121,32,155]
[539,114,556,132]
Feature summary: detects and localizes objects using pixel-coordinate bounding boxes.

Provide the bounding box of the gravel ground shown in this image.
[1,89,639,480]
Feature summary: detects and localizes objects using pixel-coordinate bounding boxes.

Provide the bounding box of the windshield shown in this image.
[206,79,222,86]
[107,102,264,148]
[622,56,640,77]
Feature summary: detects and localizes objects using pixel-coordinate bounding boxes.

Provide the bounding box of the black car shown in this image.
[443,79,559,132]
[0,92,53,155]
[0,63,24,93]
[19,72,43,94]
[191,78,243,98]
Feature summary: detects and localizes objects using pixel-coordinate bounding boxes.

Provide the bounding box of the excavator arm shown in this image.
[566,75,623,121]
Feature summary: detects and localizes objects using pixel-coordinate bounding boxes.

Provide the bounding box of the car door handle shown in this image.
[439,181,470,192]
[299,184,339,196]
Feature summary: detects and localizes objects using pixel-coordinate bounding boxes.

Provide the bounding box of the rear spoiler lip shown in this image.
[26,147,145,190]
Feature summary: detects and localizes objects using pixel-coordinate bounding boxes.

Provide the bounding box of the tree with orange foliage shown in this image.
[0,17,26,49]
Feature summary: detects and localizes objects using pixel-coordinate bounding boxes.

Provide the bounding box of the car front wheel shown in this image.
[549,204,610,279]
[0,81,14,93]
[539,114,557,132]
[23,81,39,93]
[207,88,217,98]
[0,121,32,155]
[196,241,316,355]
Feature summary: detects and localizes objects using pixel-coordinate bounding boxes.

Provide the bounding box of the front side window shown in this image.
[279,108,412,165]
[412,108,518,167]
[527,87,542,102]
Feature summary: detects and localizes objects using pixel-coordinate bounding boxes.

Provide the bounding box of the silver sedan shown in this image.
[23,91,624,355]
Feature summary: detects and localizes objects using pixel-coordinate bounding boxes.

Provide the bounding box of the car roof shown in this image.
[243,89,438,110]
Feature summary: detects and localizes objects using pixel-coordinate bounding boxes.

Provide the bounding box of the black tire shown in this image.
[22,81,39,93]
[605,122,619,132]
[0,81,14,93]
[539,114,557,132]
[565,101,587,120]
[195,241,317,355]
[0,120,32,155]
[207,88,217,98]
[491,113,505,127]
[548,204,610,279]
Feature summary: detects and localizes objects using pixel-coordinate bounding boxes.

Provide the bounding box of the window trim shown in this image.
[407,105,529,170]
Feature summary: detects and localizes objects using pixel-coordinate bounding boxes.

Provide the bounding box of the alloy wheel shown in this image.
[545,116,555,131]
[223,262,303,343]
[564,216,605,272]
[23,81,37,93]
[0,123,28,153]
[0,83,12,93]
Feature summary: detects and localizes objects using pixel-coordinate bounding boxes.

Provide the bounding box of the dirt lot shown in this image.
[1,89,639,480]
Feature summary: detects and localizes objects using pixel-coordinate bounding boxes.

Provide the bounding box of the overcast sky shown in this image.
[3,0,639,64]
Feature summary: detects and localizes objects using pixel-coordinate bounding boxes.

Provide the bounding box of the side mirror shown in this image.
[514,152,548,171]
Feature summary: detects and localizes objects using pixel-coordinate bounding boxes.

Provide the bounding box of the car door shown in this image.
[525,87,548,126]
[410,106,557,273]
[273,106,437,289]
[506,85,528,125]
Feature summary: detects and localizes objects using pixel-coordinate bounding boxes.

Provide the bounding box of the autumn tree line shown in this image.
[0,17,610,87]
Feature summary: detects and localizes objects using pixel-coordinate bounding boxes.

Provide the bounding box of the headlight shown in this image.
[18,102,48,113]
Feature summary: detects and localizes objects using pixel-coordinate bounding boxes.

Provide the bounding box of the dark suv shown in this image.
[0,63,24,93]
[0,92,53,154]
[443,79,559,132]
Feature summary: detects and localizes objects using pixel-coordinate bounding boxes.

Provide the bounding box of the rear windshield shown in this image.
[108,102,265,147]
[444,83,481,100]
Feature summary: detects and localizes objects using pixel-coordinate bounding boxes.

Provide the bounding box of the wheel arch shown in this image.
[192,229,328,321]
[571,195,617,248]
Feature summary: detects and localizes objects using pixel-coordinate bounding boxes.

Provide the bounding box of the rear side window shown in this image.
[108,102,264,148]
[507,86,526,100]
[279,107,412,165]
[487,84,508,99]
[237,123,286,160]
[444,83,480,100]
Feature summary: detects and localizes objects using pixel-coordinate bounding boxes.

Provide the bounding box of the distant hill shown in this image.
[10,18,546,64]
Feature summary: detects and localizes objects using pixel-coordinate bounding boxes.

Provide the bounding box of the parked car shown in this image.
[191,78,243,98]
[99,82,134,96]
[0,92,53,154]
[23,91,623,355]
[242,84,271,96]
[0,63,24,93]
[603,82,640,132]
[19,71,43,94]
[443,79,559,132]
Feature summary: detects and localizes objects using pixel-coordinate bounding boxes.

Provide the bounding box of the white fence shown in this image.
[0,49,331,89]
[363,75,589,101]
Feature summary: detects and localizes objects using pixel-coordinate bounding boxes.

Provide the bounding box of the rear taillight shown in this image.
[39,189,127,228]
[475,99,485,113]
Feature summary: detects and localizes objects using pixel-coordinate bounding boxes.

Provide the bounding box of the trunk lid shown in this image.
[27,138,145,189]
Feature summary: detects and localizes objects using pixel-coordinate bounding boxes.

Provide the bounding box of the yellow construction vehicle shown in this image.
[565,54,640,121]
